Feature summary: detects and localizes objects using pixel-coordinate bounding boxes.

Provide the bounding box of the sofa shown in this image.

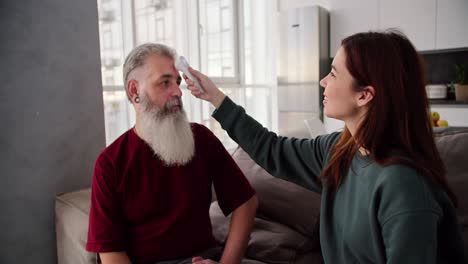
[56,127,468,264]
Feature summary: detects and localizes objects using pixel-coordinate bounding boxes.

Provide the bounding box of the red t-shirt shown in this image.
[86,123,255,263]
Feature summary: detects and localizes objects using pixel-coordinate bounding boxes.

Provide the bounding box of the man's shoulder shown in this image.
[191,122,217,140]
[98,129,134,163]
[190,122,208,132]
[190,123,231,158]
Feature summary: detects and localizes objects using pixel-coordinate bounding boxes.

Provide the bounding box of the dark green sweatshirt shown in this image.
[212,97,467,264]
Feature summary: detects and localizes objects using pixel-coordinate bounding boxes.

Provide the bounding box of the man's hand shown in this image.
[99,251,131,264]
[192,256,219,264]
[219,195,258,264]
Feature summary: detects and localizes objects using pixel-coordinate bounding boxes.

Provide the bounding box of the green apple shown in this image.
[428,113,435,126]
[431,111,440,122]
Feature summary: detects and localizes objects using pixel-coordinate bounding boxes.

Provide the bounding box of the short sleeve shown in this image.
[201,125,255,216]
[86,153,126,252]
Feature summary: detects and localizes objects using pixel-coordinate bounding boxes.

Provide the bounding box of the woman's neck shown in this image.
[344,111,369,156]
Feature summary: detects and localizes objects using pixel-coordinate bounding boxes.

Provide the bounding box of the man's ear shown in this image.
[356,85,375,107]
[127,79,139,101]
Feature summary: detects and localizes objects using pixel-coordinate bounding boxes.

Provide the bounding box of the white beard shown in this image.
[138,93,195,166]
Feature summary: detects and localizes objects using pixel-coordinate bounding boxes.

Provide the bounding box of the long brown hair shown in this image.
[320,30,457,205]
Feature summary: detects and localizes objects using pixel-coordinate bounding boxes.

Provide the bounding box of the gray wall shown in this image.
[0,0,105,263]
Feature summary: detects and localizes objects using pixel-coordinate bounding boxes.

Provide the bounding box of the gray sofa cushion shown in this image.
[210,202,321,264]
[433,127,468,254]
[231,147,321,240]
[56,128,468,264]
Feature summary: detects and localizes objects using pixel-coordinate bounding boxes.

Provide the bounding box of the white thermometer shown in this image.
[175,56,204,93]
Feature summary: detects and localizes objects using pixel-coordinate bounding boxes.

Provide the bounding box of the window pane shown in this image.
[194,86,273,150]
[98,0,132,146]
[97,0,124,86]
[103,91,136,145]
[198,0,236,78]
[134,0,175,46]
[97,0,245,148]
[203,86,246,150]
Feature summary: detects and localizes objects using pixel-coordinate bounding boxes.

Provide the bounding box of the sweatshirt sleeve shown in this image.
[374,166,458,263]
[381,211,440,263]
[212,96,340,193]
[198,124,256,216]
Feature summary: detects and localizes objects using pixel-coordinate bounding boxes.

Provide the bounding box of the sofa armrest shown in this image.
[56,188,97,264]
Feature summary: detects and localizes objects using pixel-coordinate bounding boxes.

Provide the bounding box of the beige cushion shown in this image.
[56,189,97,264]
[434,127,468,254]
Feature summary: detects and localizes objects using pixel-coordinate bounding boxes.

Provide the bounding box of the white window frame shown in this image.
[100,0,244,88]
[196,0,242,86]
[98,0,257,146]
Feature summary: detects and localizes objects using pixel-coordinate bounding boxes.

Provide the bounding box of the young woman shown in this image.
[186,31,466,263]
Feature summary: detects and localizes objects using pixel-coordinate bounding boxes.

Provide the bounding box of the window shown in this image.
[96,0,277,148]
[97,0,127,145]
[198,0,239,83]
[134,0,175,46]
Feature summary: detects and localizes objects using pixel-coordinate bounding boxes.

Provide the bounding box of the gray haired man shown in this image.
[86,43,258,264]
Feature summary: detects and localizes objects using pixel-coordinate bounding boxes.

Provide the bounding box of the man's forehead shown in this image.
[144,53,174,64]
[148,69,180,81]
[143,55,178,79]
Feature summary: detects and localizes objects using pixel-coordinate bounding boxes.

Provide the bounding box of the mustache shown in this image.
[164,98,182,110]
[142,95,183,113]
[156,97,184,117]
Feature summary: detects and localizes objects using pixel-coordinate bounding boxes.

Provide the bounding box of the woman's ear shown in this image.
[356,85,375,107]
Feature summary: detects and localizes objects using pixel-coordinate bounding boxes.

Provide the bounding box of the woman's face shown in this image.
[320,47,362,122]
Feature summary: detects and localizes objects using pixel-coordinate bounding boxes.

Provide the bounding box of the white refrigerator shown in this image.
[277,6,331,137]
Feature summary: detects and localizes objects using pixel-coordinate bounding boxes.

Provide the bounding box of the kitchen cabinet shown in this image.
[436,0,468,49]
[330,0,467,56]
[379,0,436,51]
[329,0,379,57]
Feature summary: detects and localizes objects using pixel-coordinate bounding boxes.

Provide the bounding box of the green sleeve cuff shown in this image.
[212,96,236,122]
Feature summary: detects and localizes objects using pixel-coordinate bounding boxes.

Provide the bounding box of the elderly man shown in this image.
[86,43,258,264]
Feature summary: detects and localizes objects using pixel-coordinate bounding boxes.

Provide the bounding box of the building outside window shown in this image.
[97,0,129,145]
[134,0,175,46]
[198,0,238,82]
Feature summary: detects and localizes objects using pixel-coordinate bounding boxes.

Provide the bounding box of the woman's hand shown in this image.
[183,67,226,108]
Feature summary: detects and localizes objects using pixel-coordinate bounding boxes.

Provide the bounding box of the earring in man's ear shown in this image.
[135,96,140,103]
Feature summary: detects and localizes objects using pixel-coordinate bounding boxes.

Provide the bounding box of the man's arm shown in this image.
[100,251,131,264]
[193,195,258,264]
[219,195,258,264]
